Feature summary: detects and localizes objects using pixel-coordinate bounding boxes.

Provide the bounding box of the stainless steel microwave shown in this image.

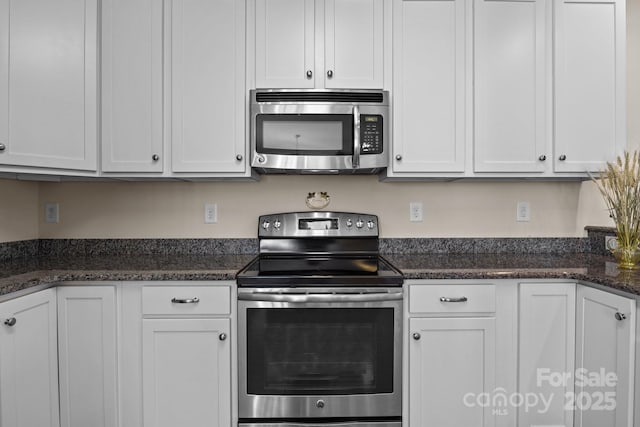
[250,89,389,174]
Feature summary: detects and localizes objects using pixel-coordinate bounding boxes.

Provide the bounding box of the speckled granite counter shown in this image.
[3,251,640,299]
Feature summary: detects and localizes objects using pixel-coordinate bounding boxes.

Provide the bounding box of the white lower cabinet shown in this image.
[140,283,233,427]
[406,281,517,427]
[57,286,118,427]
[575,285,635,427]
[518,282,576,427]
[0,288,60,427]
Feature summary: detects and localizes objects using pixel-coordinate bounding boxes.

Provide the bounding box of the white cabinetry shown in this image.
[406,281,517,427]
[473,0,549,173]
[391,0,466,173]
[0,289,59,427]
[101,0,163,173]
[518,283,575,427]
[253,0,385,89]
[575,285,635,427]
[169,0,247,175]
[554,0,625,173]
[0,0,97,172]
[57,286,118,427]
[141,284,233,427]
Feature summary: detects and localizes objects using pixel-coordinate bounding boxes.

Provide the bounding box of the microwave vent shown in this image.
[255,91,385,104]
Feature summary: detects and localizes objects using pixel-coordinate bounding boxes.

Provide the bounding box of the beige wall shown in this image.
[9,0,640,242]
[36,178,607,239]
[0,179,39,242]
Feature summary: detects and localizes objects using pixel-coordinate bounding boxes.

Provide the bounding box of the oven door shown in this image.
[238,288,403,421]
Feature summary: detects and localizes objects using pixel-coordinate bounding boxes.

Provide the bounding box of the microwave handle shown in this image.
[352,105,360,168]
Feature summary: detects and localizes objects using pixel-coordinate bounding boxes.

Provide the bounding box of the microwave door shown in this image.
[352,105,360,169]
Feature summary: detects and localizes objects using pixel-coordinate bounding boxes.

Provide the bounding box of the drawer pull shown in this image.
[440,296,468,303]
[171,297,200,304]
[4,317,16,327]
[615,312,627,321]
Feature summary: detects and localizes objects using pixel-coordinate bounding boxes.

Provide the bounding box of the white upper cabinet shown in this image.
[0,0,98,172]
[255,0,316,88]
[390,0,466,174]
[101,0,163,173]
[253,0,385,89]
[170,0,247,174]
[554,0,625,173]
[473,0,549,173]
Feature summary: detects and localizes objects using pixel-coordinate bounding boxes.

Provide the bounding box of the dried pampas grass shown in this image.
[591,151,640,249]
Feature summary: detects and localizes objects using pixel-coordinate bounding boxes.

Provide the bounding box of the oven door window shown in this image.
[256,114,353,155]
[246,307,394,395]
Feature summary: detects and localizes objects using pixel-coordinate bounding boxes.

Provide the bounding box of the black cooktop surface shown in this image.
[236,255,404,287]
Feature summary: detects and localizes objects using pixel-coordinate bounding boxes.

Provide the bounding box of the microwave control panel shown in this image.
[360,115,383,154]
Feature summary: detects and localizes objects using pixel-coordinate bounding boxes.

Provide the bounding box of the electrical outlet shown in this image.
[516,201,530,222]
[204,203,217,224]
[45,203,59,224]
[409,202,423,222]
[605,235,618,251]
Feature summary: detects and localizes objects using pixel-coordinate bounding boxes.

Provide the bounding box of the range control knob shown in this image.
[356,219,364,229]
[273,219,281,230]
[367,220,375,229]
[261,220,270,230]
[346,219,353,228]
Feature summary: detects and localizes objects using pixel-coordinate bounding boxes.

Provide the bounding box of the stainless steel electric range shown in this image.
[236,211,404,427]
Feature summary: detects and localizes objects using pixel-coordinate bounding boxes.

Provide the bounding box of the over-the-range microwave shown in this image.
[250,89,389,174]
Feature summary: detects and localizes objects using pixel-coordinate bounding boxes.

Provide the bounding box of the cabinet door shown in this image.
[391,0,465,173]
[408,317,496,427]
[554,0,625,172]
[57,286,117,427]
[102,0,163,173]
[473,0,548,173]
[0,289,59,427]
[255,0,316,88]
[142,318,231,427]
[575,286,635,427]
[519,283,575,427]
[324,0,384,89]
[170,0,247,173]
[0,0,97,171]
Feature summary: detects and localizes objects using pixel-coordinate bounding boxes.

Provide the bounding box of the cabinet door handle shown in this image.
[0,143,5,151]
[538,155,546,161]
[395,155,402,161]
[440,296,468,303]
[559,154,567,161]
[615,312,627,321]
[327,70,333,78]
[306,70,313,79]
[152,154,160,161]
[219,333,227,341]
[412,332,421,340]
[171,297,200,304]
[4,317,16,326]
[236,154,243,161]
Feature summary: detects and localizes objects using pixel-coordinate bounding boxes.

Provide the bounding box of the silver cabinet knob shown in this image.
[327,70,333,78]
[539,155,546,161]
[412,332,421,340]
[559,154,567,161]
[171,297,200,304]
[4,318,16,327]
[219,333,227,341]
[395,155,402,161]
[615,312,627,321]
[152,154,159,161]
[236,154,243,161]
[316,400,325,408]
[0,143,5,151]
[306,70,313,78]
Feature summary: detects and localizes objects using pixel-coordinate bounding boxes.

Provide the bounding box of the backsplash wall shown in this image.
[0,179,39,242]
[28,177,611,240]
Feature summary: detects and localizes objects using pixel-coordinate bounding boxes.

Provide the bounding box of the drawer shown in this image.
[409,284,496,314]
[142,285,231,316]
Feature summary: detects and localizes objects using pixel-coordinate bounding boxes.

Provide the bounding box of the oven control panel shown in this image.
[258,211,379,237]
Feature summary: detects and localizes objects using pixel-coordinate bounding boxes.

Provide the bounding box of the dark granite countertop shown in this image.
[3,251,640,299]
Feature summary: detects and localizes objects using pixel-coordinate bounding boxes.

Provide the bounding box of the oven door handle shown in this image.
[238,290,403,303]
